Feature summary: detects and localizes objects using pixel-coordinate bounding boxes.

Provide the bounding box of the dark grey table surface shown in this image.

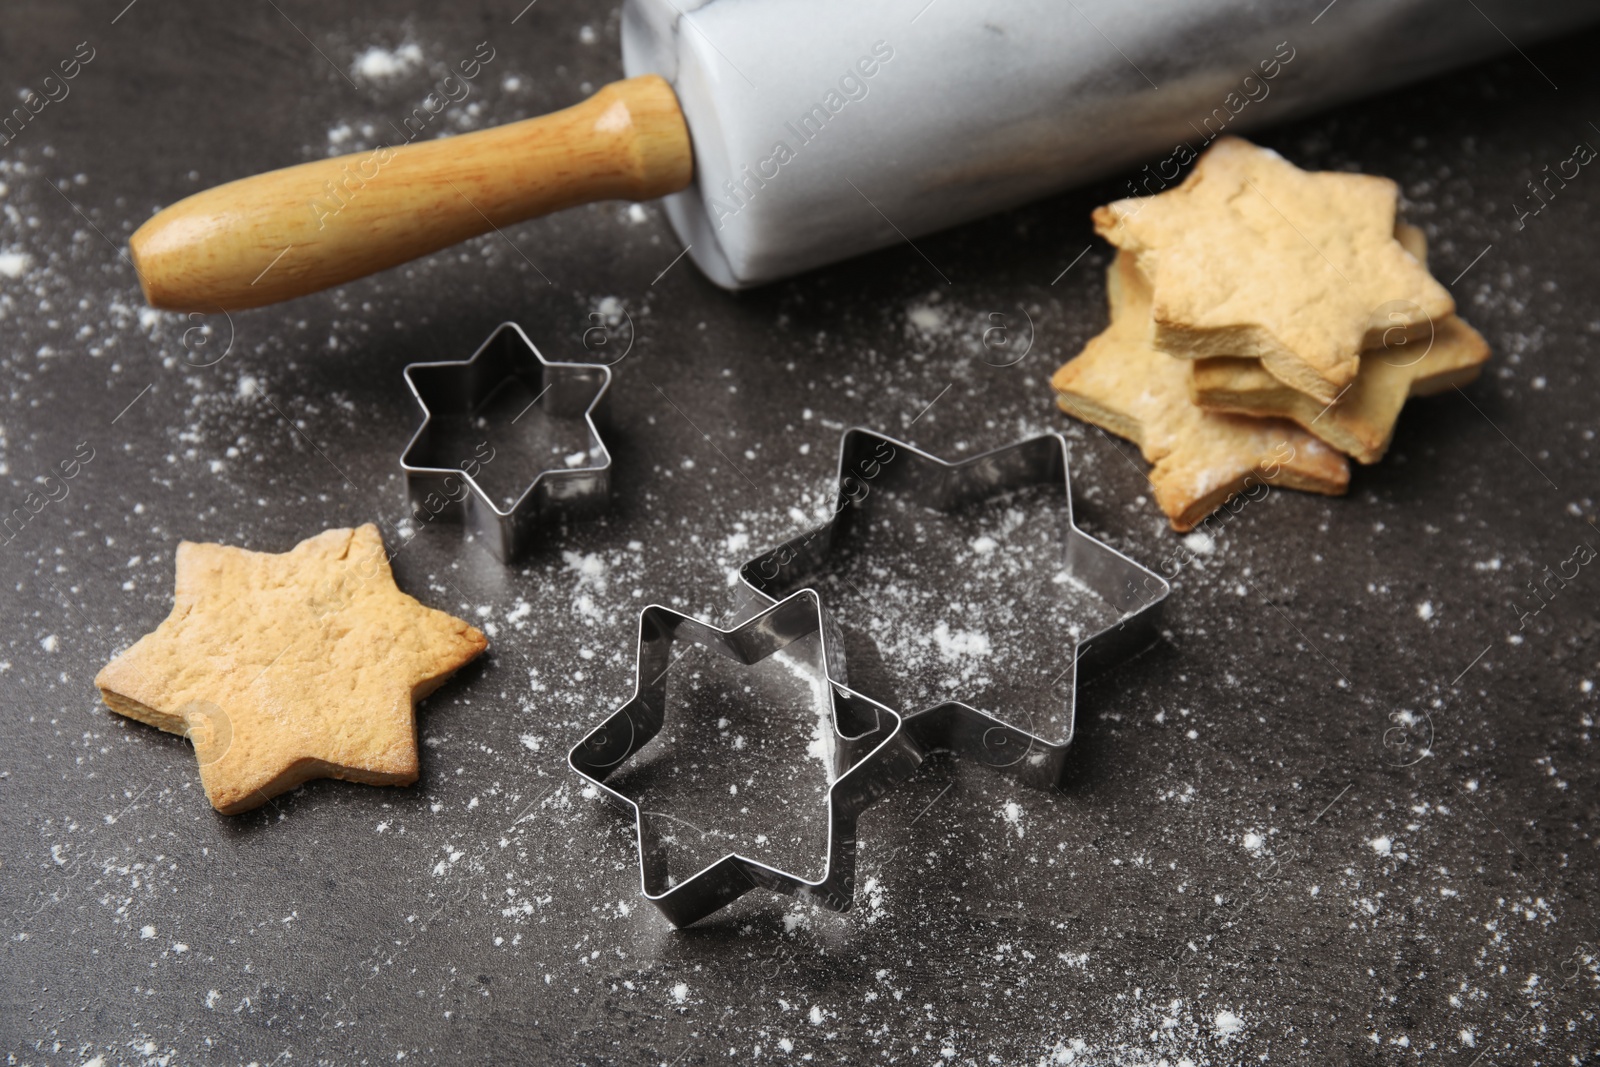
[3,3,1599,1064]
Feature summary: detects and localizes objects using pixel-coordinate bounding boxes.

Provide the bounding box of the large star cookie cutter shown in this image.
[400,322,612,562]
[568,590,923,927]
[739,429,1170,790]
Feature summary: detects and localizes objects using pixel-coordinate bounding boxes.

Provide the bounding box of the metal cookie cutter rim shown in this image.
[738,428,1171,789]
[568,589,923,928]
[400,321,613,562]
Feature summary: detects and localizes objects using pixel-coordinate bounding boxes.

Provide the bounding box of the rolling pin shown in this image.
[132,0,1599,311]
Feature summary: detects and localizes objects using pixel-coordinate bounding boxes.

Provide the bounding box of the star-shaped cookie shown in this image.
[1190,317,1487,464]
[1188,221,1490,463]
[1093,136,1455,404]
[1052,251,1349,531]
[94,524,487,814]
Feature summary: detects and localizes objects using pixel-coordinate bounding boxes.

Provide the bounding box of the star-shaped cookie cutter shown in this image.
[739,429,1170,789]
[568,589,923,927]
[400,322,612,562]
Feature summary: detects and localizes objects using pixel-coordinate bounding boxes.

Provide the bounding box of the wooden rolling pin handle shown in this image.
[129,75,692,312]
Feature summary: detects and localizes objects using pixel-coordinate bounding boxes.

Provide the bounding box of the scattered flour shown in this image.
[906,302,948,335]
[352,42,423,82]
[794,488,1120,734]
[931,622,992,662]
[0,250,31,278]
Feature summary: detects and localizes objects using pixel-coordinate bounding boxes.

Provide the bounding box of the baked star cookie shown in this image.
[1093,136,1454,404]
[1189,319,1487,464]
[94,524,487,814]
[1052,252,1349,531]
[1188,222,1490,463]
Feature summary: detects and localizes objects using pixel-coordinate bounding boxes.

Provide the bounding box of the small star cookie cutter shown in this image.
[739,429,1170,790]
[400,322,612,562]
[568,589,923,927]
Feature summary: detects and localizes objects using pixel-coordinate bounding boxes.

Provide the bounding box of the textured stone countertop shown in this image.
[2,3,1597,1064]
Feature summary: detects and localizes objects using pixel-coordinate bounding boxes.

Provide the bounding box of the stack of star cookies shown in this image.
[1052,136,1490,532]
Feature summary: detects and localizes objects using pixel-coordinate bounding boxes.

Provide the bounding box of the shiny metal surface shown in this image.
[399,322,613,563]
[568,590,924,927]
[741,429,1170,789]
